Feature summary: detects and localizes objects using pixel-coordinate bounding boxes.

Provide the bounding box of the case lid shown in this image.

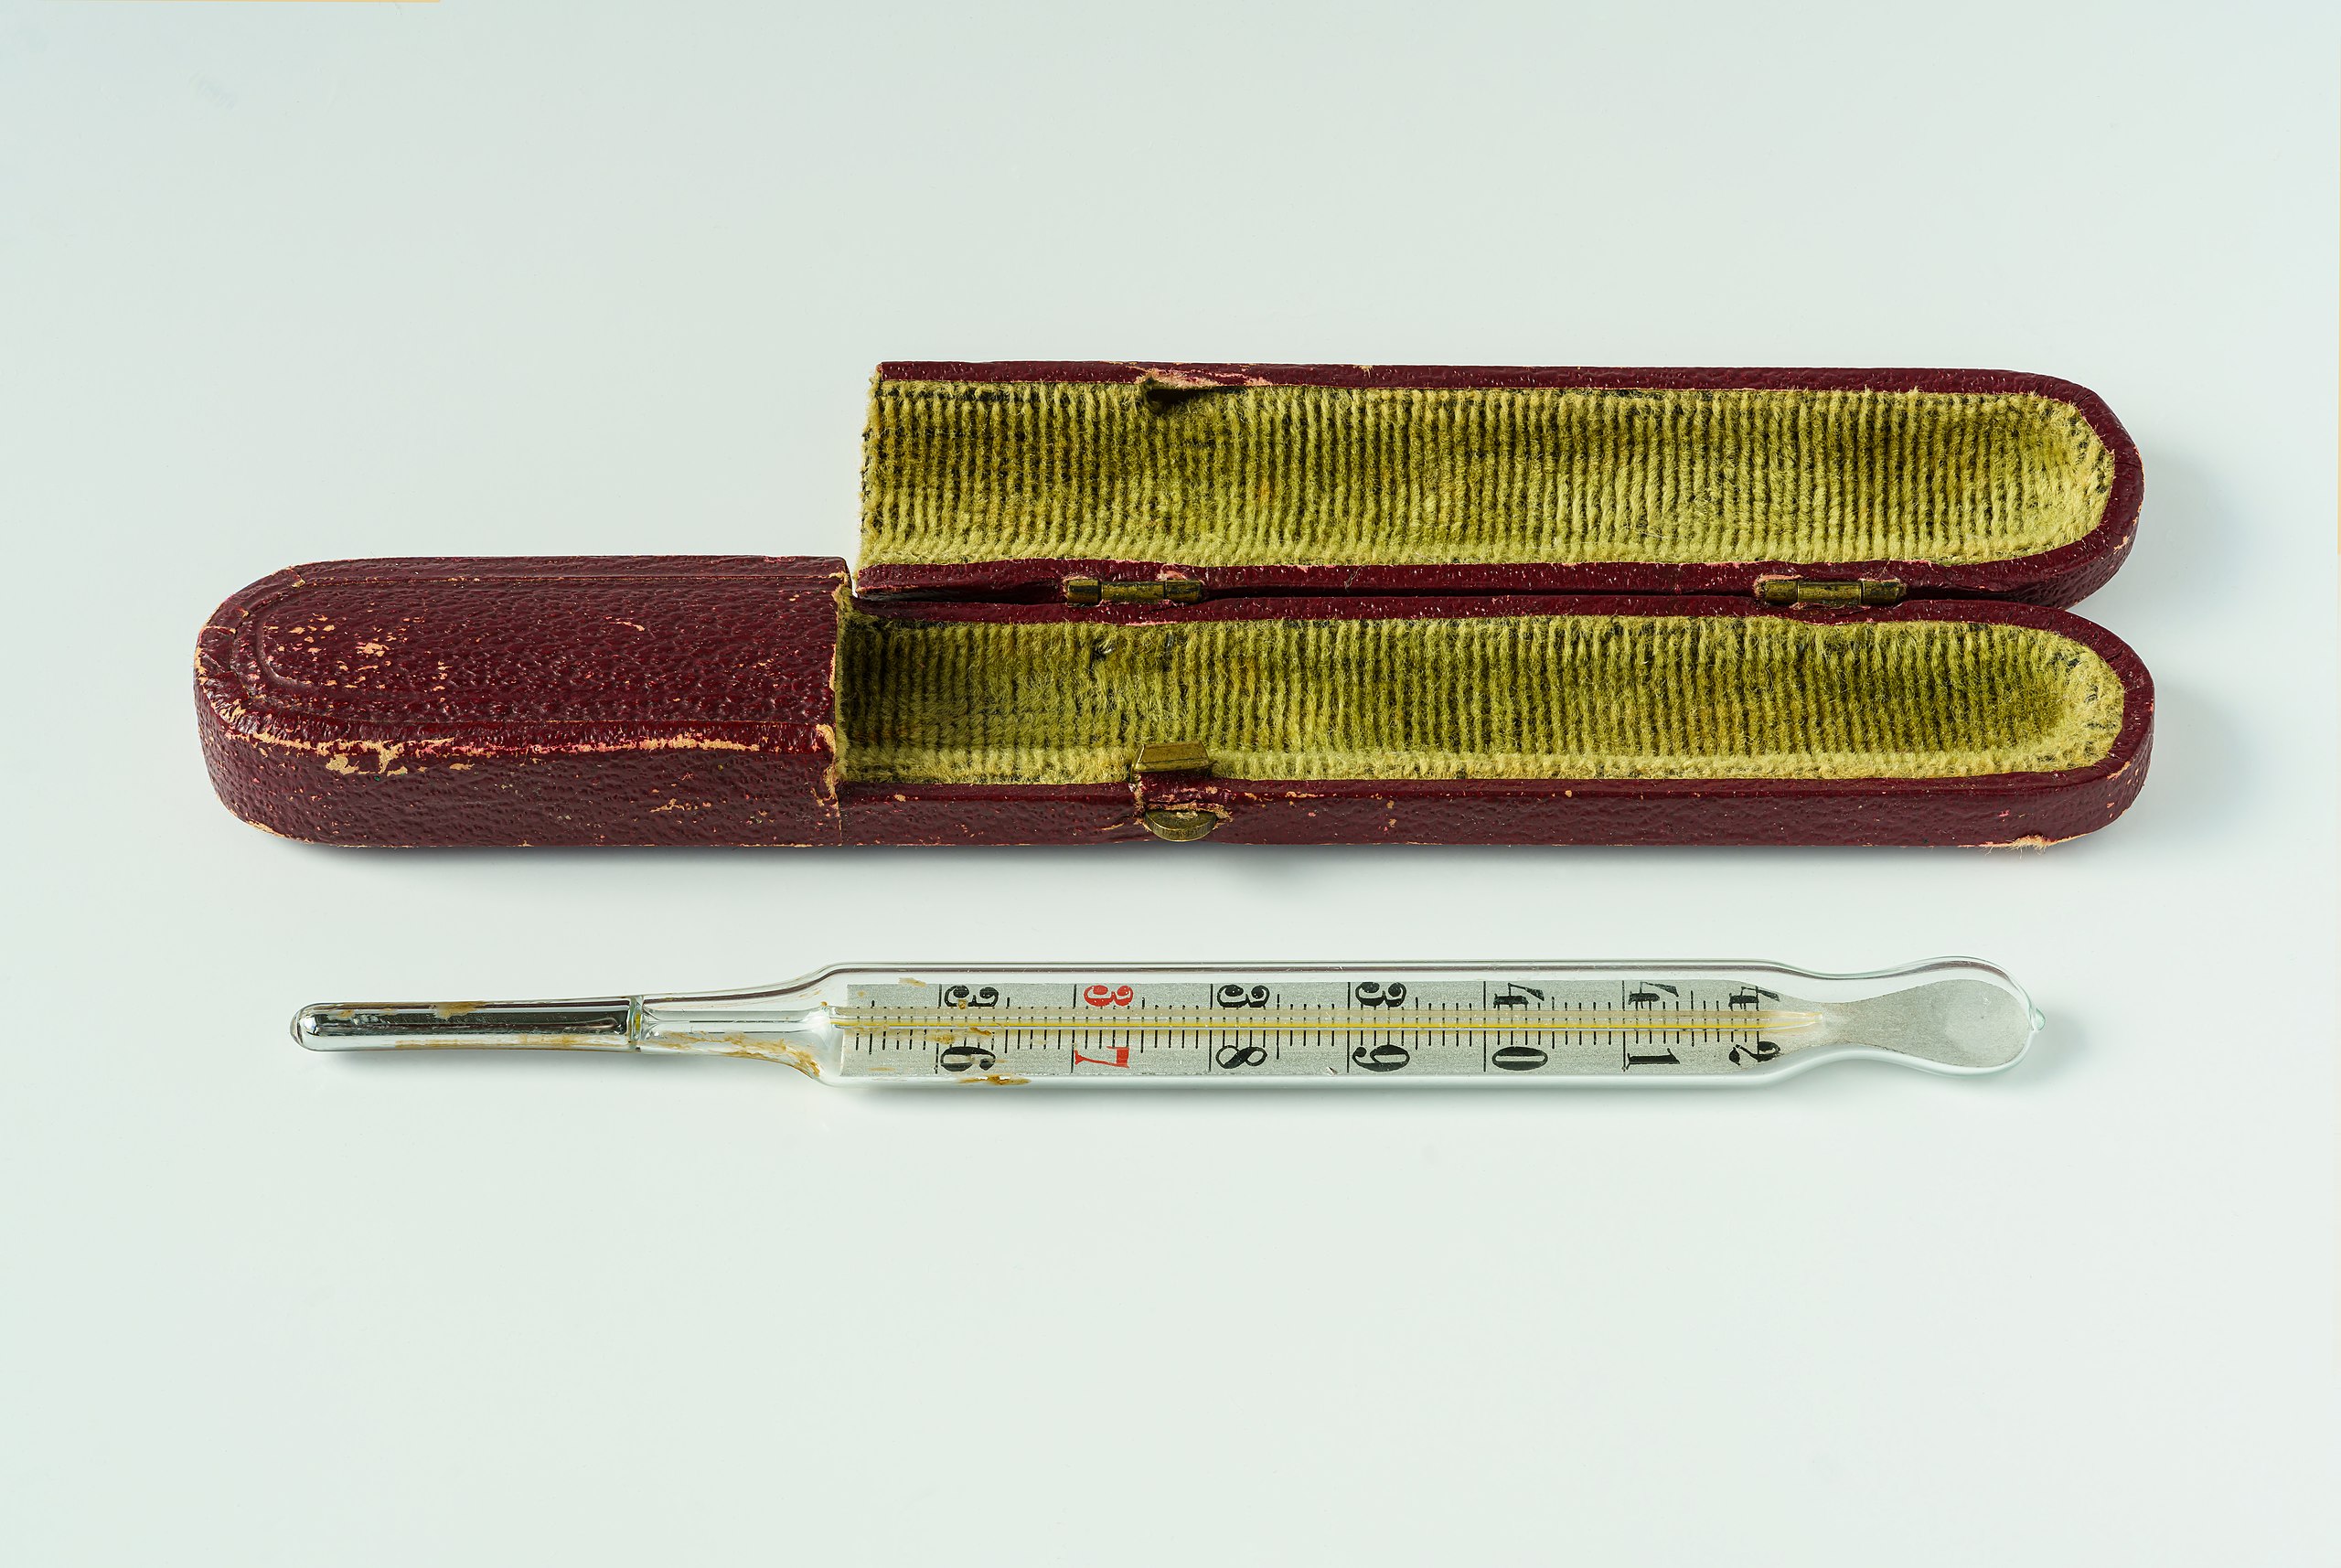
[197,556,847,846]
[855,363,2140,607]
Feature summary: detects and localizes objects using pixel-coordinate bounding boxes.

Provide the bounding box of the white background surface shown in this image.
[3,4,2336,1563]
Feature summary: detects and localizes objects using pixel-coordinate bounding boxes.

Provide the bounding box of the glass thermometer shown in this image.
[294,958,2040,1085]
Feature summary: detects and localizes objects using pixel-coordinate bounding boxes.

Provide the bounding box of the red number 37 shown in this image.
[1083,985,1134,1007]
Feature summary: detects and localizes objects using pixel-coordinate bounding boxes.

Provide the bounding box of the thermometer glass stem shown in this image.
[294,960,2041,1085]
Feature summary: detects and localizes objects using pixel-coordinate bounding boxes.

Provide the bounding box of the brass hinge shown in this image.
[1064,576,1205,606]
[1754,577,1906,607]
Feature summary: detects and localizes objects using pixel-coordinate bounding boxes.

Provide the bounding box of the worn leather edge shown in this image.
[194,556,850,846]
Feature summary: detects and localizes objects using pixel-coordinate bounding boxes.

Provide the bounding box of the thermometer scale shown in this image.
[296,958,2041,1085]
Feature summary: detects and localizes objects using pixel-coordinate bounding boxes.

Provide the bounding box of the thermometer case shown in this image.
[197,363,2151,848]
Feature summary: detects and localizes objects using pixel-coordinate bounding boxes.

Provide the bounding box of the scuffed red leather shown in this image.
[198,568,2152,848]
[197,557,849,847]
[839,595,2154,848]
[194,362,2154,849]
[859,364,2140,609]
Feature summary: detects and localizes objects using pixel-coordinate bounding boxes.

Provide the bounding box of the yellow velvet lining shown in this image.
[861,380,2112,570]
[837,613,2122,784]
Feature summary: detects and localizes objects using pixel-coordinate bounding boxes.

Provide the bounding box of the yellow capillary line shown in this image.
[832,1008,1822,1035]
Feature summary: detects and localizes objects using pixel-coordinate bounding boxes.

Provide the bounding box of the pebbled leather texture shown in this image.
[197,556,849,846]
[858,363,2141,609]
[198,566,2153,848]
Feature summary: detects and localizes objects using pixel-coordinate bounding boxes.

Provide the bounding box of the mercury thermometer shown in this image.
[295,958,2040,1084]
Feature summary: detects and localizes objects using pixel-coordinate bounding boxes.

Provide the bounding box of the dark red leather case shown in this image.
[197,363,2152,848]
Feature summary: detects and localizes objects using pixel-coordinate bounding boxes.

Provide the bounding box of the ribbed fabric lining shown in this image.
[838,614,2122,784]
[861,382,2111,569]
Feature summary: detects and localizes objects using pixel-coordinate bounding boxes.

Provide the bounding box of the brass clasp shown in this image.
[1138,808,1222,841]
[1132,741,1212,777]
[1131,741,1220,840]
